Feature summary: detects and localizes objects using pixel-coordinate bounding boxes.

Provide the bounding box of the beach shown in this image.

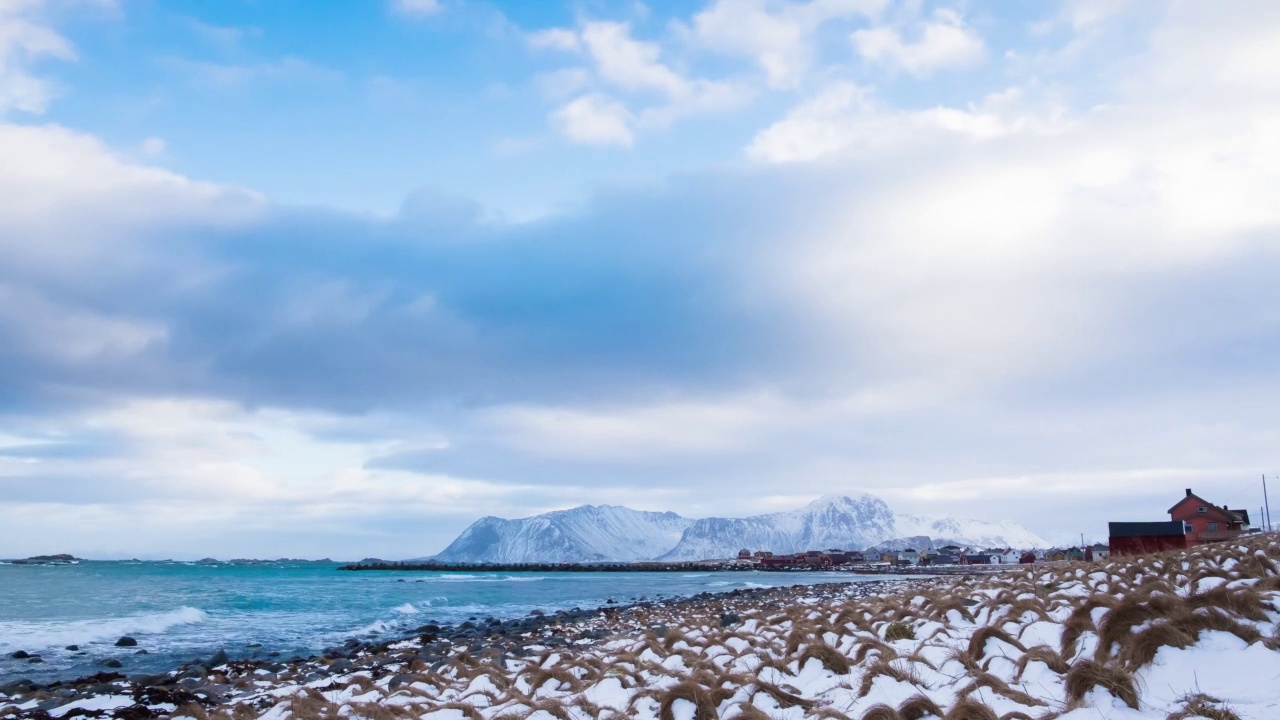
[5,534,1280,719]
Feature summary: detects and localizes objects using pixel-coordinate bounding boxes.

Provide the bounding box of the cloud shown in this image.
[526,27,580,52]
[552,93,635,146]
[852,8,985,75]
[685,0,885,88]
[390,0,443,18]
[0,0,78,114]
[4,2,1280,557]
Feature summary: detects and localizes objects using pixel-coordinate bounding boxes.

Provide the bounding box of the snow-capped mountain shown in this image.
[893,513,1049,550]
[431,494,1049,563]
[658,495,896,560]
[432,505,692,564]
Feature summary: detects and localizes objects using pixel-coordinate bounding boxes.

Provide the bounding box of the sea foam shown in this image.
[0,606,208,652]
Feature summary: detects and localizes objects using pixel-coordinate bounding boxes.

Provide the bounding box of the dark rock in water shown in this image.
[101,659,124,668]
[1,678,37,694]
[719,612,741,627]
[27,657,43,664]
[416,624,440,633]
[246,643,262,648]
[10,650,30,659]
[116,636,138,647]
[343,638,361,649]
[65,645,79,651]
[134,649,149,655]
[207,649,230,667]
[606,598,617,604]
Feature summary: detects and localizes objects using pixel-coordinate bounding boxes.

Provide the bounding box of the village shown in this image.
[696,486,1268,571]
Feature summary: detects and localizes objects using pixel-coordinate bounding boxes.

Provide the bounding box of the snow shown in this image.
[433,493,1048,563]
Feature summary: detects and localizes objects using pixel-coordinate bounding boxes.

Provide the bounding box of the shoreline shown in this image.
[5,537,1280,720]
[0,574,956,715]
[340,562,1011,575]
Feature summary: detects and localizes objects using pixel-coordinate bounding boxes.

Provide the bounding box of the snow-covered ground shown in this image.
[5,535,1278,719]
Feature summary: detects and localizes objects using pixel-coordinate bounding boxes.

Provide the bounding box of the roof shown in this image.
[1232,509,1251,525]
[1109,521,1188,538]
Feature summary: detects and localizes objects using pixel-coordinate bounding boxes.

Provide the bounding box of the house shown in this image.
[939,544,964,556]
[1168,489,1249,544]
[759,555,799,568]
[737,549,752,560]
[1019,551,1037,564]
[847,551,866,563]
[753,550,774,559]
[881,552,898,565]
[1109,521,1191,557]
[863,549,883,563]
[897,549,920,566]
[1089,543,1109,560]
[960,554,993,565]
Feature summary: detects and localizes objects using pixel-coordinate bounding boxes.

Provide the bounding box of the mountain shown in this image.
[658,495,896,560]
[431,505,692,564]
[431,494,1049,563]
[893,513,1049,550]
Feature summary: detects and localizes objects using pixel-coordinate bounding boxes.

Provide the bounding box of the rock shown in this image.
[719,612,741,627]
[129,674,162,687]
[178,665,208,681]
[207,649,230,667]
[101,659,124,668]
[0,678,37,694]
[134,649,149,655]
[65,645,79,651]
[327,659,353,674]
[116,636,138,647]
[389,674,413,689]
[416,624,440,633]
[9,650,30,659]
[27,657,44,663]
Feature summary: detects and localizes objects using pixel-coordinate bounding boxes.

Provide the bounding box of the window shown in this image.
[1197,506,1207,513]
[1208,522,1219,532]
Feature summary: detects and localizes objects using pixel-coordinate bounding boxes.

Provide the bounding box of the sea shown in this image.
[0,560,875,684]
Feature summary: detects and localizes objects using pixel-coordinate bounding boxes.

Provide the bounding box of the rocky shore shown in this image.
[7,537,1278,720]
[0,577,934,720]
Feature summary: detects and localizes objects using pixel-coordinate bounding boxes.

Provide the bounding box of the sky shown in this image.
[1,0,1278,560]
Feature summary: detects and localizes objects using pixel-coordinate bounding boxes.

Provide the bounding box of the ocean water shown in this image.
[0,561,872,683]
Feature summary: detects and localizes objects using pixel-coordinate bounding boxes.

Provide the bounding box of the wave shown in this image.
[393,603,419,615]
[681,574,710,578]
[0,607,208,652]
[419,575,546,584]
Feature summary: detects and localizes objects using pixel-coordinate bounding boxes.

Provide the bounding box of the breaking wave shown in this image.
[0,607,208,652]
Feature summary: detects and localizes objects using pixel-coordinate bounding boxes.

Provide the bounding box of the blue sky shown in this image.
[2,0,1279,559]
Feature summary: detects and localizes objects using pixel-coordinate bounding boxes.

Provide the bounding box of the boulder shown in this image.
[9,650,30,660]
[207,649,230,667]
[65,645,79,651]
[115,636,138,647]
[0,678,37,694]
[719,612,741,627]
[101,659,124,669]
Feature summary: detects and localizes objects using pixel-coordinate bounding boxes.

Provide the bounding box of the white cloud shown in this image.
[526,27,580,52]
[747,83,1062,162]
[580,21,688,98]
[552,93,635,147]
[0,1,78,114]
[852,8,984,75]
[389,0,442,18]
[687,0,885,88]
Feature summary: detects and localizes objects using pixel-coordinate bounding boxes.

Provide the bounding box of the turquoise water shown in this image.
[0,561,868,683]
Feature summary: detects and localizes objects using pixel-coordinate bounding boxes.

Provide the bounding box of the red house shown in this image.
[1109,521,1191,556]
[1168,489,1249,544]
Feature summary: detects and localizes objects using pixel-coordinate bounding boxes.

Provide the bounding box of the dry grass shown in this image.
[655,680,733,720]
[1166,693,1242,720]
[1064,660,1139,709]
[885,621,916,641]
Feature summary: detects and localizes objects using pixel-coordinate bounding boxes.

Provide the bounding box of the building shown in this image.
[753,550,774,559]
[960,554,994,565]
[759,555,798,568]
[1090,543,1110,560]
[1169,489,1250,544]
[737,549,751,560]
[1109,521,1191,557]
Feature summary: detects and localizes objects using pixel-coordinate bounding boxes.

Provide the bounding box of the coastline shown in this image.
[6,537,1280,720]
[0,575,945,717]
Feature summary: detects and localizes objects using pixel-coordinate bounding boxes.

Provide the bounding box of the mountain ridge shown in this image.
[430,494,1048,563]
